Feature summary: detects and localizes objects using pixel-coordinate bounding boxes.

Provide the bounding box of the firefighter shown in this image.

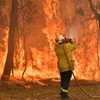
[55,35,76,100]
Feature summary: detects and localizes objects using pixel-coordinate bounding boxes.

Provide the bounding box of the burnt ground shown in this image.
[0,78,100,100]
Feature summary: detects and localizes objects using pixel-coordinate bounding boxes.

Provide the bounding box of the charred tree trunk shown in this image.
[88,0,100,21]
[22,36,27,79]
[1,0,18,81]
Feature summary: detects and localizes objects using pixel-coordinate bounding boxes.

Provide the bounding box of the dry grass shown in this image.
[0,78,100,100]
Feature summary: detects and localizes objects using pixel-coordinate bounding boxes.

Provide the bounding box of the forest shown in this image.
[0,0,100,100]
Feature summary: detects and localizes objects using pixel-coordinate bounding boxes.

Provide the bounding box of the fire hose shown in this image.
[63,44,100,99]
[72,71,100,99]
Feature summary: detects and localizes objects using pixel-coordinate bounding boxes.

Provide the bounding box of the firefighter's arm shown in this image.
[70,43,77,51]
[64,43,76,51]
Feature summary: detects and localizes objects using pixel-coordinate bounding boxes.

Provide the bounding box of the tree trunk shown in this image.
[88,0,99,19]
[1,0,18,81]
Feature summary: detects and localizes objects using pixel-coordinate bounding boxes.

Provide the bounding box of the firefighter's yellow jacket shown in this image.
[55,43,76,72]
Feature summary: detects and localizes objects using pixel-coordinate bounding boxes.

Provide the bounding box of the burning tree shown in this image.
[0,0,100,82]
[1,0,18,81]
[88,0,100,68]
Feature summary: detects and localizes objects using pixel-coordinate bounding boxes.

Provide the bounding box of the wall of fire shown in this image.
[0,0,100,81]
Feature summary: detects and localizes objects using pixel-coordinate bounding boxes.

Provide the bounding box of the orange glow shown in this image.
[0,27,9,77]
[1,0,100,83]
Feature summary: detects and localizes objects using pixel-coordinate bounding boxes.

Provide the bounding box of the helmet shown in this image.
[57,35,65,43]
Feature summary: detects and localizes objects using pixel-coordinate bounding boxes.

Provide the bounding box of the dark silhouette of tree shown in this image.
[18,0,36,79]
[88,0,100,22]
[1,0,18,81]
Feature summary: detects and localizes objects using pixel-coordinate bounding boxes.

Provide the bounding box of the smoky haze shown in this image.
[67,22,83,39]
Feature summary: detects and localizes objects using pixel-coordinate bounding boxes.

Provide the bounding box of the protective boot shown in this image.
[61,96,70,100]
[60,91,70,100]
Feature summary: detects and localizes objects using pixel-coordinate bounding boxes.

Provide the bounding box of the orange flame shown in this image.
[0,27,9,77]
[1,0,100,82]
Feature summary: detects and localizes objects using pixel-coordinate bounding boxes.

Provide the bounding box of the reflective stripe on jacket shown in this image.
[55,43,76,72]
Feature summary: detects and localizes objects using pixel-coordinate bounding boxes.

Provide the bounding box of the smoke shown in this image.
[67,22,83,40]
